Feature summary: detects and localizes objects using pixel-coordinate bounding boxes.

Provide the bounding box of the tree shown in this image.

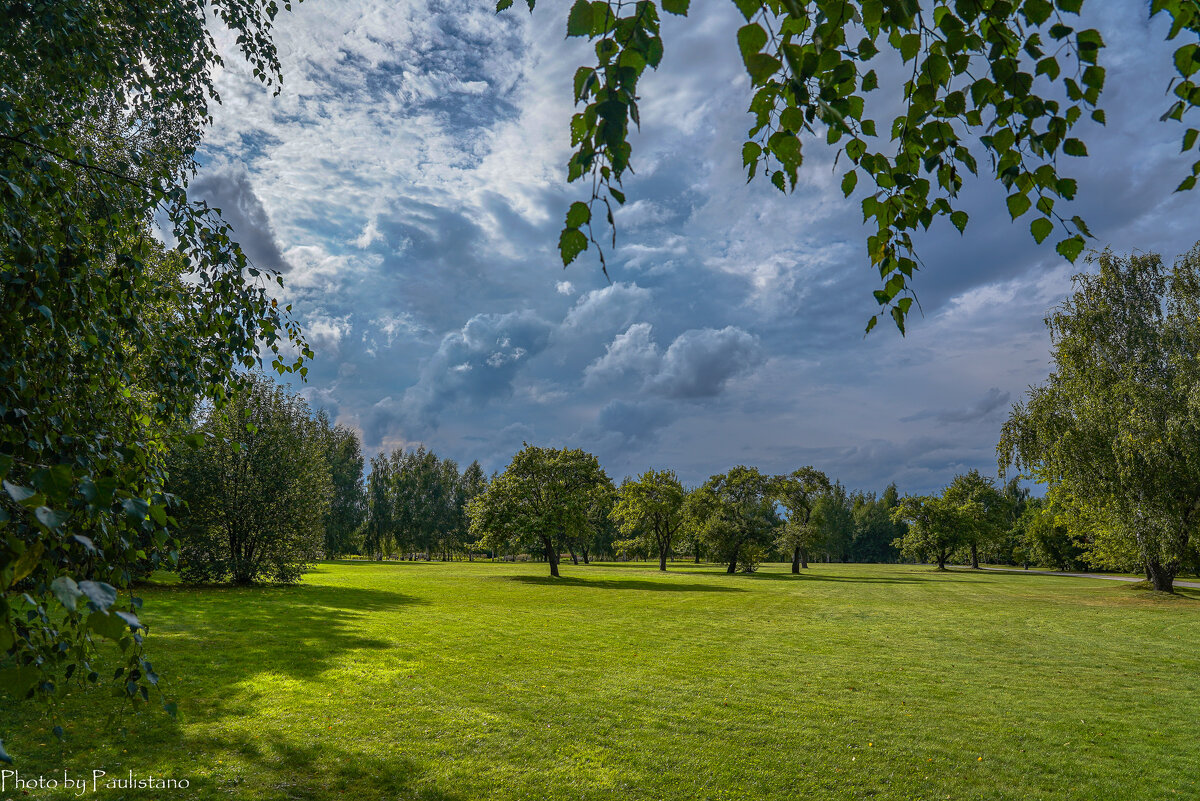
[772,467,830,572]
[849,483,903,563]
[1018,498,1085,572]
[611,468,688,570]
[364,454,396,561]
[943,470,1009,569]
[315,411,366,559]
[0,0,305,740]
[999,244,1200,592]
[687,466,779,574]
[169,376,331,585]
[467,445,611,577]
[506,0,1200,332]
[814,481,855,562]
[458,461,489,560]
[891,494,963,571]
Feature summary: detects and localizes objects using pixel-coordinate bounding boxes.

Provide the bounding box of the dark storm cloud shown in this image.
[902,388,1013,425]
[189,167,289,272]
[201,0,1200,493]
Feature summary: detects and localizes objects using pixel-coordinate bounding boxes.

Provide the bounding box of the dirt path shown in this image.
[979,566,1200,590]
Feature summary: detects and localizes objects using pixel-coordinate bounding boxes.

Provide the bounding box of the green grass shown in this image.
[3,561,1199,800]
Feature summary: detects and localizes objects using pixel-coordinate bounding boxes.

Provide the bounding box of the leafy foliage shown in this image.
[169,375,330,585]
[943,469,1008,569]
[0,0,306,748]
[315,411,366,560]
[363,448,487,561]
[771,466,830,571]
[686,465,779,573]
[999,243,1200,592]
[468,444,612,577]
[505,0,1200,332]
[611,468,688,570]
[890,493,966,570]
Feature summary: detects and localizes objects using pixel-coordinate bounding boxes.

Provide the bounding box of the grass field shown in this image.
[2,561,1198,800]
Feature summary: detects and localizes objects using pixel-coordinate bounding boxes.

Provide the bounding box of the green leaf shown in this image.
[559,228,588,265]
[51,576,83,612]
[1030,217,1054,244]
[87,609,127,641]
[565,201,591,229]
[662,0,689,15]
[3,480,36,504]
[0,666,39,697]
[950,210,968,233]
[745,54,781,85]
[742,141,761,167]
[737,24,768,63]
[1062,138,1088,157]
[841,171,858,197]
[567,0,593,36]
[34,505,67,530]
[10,542,43,586]
[1056,235,1086,262]
[1006,193,1032,219]
[78,580,118,611]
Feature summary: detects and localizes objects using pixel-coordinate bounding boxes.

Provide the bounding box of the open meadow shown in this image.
[2,561,1198,800]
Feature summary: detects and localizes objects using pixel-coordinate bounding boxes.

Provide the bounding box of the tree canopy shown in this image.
[468,445,611,577]
[611,468,688,571]
[0,0,307,738]
[169,375,331,585]
[687,465,780,573]
[999,243,1200,592]
[506,0,1200,332]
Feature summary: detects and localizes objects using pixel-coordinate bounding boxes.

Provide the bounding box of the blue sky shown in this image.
[192,1,1200,492]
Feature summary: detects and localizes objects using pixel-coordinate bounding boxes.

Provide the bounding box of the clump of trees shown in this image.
[364,447,488,562]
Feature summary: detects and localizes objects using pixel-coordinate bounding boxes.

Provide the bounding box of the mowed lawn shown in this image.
[3,561,1198,800]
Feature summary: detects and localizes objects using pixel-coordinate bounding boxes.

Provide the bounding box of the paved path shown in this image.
[979,566,1200,590]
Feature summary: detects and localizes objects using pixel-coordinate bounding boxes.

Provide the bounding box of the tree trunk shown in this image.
[545,539,560,577]
[568,548,579,565]
[799,547,809,569]
[936,551,947,570]
[970,542,979,569]
[1146,558,1176,593]
[791,547,801,574]
[694,541,701,564]
[659,550,668,571]
[581,545,590,564]
[727,552,738,573]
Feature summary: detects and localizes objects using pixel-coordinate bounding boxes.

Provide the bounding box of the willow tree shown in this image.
[467,445,611,577]
[507,0,1200,333]
[999,244,1200,593]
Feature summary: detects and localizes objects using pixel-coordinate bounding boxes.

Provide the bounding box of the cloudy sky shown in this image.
[191,1,1200,493]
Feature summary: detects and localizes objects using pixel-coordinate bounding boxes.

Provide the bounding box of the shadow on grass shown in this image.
[739,570,971,584]
[145,584,423,688]
[501,575,746,592]
[171,731,464,801]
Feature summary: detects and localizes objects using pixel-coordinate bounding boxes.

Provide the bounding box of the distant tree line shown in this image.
[363,448,487,562]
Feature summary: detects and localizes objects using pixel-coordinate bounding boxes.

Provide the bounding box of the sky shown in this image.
[191,1,1200,493]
